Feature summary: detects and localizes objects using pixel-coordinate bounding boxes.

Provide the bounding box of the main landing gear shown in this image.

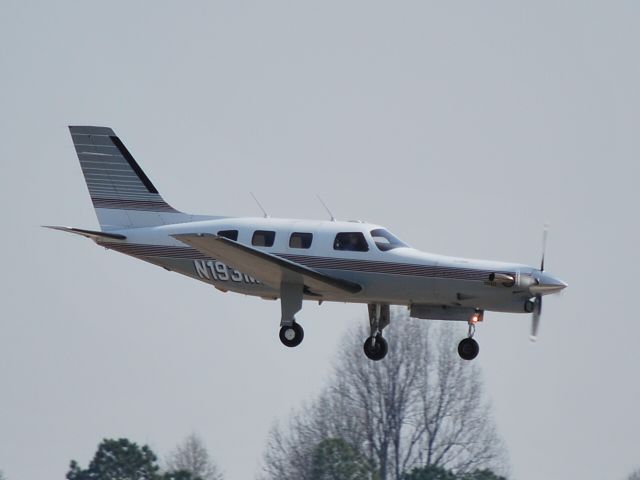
[278,282,305,348]
[364,304,390,361]
[364,334,388,361]
[279,321,304,348]
[457,311,482,361]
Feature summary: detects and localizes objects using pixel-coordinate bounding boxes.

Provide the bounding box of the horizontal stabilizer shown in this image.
[43,226,126,241]
[172,233,362,296]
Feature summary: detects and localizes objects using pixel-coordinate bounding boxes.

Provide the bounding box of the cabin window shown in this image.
[289,232,313,249]
[333,232,369,252]
[252,230,275,247]
[370,228,409,251]
[217,230,238,241]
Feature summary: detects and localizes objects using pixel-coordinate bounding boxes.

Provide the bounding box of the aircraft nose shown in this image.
[547,275,568,292]
[530,273,568,295]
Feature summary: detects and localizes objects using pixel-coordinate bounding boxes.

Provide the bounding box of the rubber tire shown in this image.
[279,322,304,348]
[524,299,535,313]
[363,335,389,361]
[458,338,480,361]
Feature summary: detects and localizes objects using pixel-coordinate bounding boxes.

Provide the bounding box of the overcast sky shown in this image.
[1,1,639,479]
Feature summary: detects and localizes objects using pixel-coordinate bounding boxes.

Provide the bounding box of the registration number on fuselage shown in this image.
[193,260,260,284]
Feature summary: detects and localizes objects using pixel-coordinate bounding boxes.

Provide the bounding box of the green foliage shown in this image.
[459,469,507,480]
[402,465,457,480]
[66,438,160,480]
[310,438,374,480]
[66,438,211,480]
[402,466,506,480]
[161,471,203,480]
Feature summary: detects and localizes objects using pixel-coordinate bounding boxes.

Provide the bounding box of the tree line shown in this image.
[3,312,539,479]
[64,434,223,480]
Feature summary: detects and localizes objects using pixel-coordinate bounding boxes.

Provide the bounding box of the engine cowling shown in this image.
[488,272,515,287]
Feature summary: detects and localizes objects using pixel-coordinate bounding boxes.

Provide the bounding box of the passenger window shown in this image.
[333,232,369,252]
[217,230,238,241]
[289,232,313,249]
[252,230,275,247]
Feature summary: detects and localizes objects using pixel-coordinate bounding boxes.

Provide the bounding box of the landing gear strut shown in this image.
[364,304,390,361]
[457,311,481,361]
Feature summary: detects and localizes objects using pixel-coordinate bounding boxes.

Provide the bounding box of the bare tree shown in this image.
[262,391,368,480]
[261,310,507,480]
[628,468,640,480]
[414,328,502,473]
[165,433,223,480]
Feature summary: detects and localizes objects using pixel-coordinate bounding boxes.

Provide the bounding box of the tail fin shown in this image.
[70,126,204,230]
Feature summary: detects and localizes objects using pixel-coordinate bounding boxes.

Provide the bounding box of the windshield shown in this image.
[370,229,409,251]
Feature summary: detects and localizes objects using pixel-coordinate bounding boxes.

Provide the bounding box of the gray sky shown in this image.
[1,1,638,479]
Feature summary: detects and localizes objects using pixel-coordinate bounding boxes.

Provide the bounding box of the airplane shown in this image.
[47,126,567,361]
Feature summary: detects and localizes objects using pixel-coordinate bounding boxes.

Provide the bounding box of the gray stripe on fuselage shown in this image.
[99,243,510,281]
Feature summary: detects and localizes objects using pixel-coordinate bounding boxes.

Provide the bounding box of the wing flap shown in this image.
[172,233,361,295]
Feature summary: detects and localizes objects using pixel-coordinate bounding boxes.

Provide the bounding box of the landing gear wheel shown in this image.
[363,335,388,361]
[458,337,479,361]
[279,322,304,348]
[524,299,535,313]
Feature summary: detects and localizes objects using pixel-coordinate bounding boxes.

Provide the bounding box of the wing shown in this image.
[172,233,361,296]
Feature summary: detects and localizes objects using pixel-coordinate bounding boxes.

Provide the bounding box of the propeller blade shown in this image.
[530,295,542,342]
[540,225,549,272]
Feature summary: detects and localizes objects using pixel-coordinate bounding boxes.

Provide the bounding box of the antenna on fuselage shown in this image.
[250,192,270,218]
[317,195,336,222]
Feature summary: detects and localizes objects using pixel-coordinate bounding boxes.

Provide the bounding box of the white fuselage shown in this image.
[98,216,557,315]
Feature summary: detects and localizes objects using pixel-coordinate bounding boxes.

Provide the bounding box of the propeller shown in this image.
[540,224,548,272]
[530,295,542,341]
[530,225,548,342]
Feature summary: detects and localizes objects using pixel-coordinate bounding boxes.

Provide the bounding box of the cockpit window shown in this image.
[333,232,369,252]
[370,229,409,251]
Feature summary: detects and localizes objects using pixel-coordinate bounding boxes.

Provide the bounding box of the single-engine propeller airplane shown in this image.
[47,126,567,361]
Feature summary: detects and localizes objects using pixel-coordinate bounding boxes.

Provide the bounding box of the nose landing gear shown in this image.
[458,337,479,360]
[457,311,482,361]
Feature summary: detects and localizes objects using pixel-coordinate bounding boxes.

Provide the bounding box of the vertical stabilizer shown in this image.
[69,126,206,229]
